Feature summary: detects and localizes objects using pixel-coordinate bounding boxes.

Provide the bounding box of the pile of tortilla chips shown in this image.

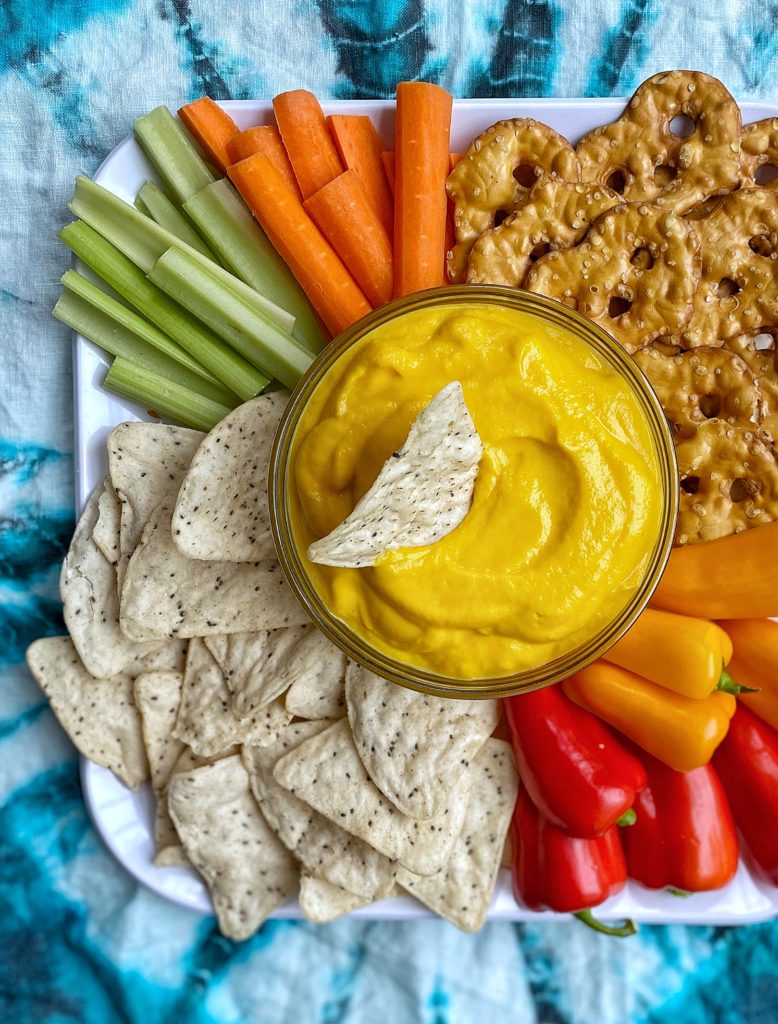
[26,392,517,940]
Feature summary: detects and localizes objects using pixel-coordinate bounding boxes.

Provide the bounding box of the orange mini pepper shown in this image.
[719,618,778,732]
[562,662,736,773]
[602,608,739,700]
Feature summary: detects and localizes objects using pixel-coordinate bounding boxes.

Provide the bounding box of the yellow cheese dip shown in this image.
[291,303,663,679]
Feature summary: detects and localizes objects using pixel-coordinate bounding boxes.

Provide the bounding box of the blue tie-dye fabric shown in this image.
[2,2,778,1021]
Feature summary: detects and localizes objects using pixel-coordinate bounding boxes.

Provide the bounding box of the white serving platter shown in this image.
[75,98,778,926]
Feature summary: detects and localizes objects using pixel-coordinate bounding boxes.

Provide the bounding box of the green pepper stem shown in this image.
[574,909,638,937]
[717,666,759,695]
[666,886,691,898]
[616,808,637,827]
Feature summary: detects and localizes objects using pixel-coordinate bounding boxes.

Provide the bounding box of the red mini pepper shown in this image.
[505,685,646,837]
[713,703,778,886]
[622,748,739,892]
[511,788,635,936]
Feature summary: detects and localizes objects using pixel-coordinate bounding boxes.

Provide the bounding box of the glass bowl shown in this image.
[269,286,678,700]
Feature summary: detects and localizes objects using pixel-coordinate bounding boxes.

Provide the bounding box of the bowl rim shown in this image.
[269,285,679,700]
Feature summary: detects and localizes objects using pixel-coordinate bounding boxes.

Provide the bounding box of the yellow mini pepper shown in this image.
[602,608,743,700]
[720,619,778,732]
[563,661,736,773]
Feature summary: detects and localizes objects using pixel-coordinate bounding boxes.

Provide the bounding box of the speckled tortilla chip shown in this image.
[396,739,518,932]
[346,663,498,819]
[173,392,288,563]
[120,499,308,642]
[205,624,327,718]
[243,721,395,899]
[167,756,297,940]
[307,382,482,568]
[173,639,291,757]
[273,719,471,876]
[93,481,122,567]
[61,480,182,678]
[283,636,348,720]
[26,636,148,790]
[298,874,373,923]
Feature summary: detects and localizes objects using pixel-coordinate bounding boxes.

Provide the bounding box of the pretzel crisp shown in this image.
[679,188,778,348]
[446,119,580,282]
[576,71,742,215]
[466,179,621,287]
[634,345,764,439]
[525,202,700,353]
[675,420,778,545]
[741,118,778,189]
[725,333,778,442]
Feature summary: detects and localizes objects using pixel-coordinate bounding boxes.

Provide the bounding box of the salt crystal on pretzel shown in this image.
[740,118,778,190]
[576,70,742,215]
[466,179,621,288]
[525,202,700,353]
[446,118,580,283]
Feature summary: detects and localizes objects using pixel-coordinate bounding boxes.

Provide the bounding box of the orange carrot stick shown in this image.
[381,151,396,194]
[304,170,393,308]
[327,115,394,237]
[225,126,302,198]
[177,98,239,175]
[272,90,344,200]
[229,153,371,337]
[449,153,463,170]
[393,82,453,297]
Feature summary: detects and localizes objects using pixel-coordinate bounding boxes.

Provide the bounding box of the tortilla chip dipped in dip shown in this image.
[278,289,676,689]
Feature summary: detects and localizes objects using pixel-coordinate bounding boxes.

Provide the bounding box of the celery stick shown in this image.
[54,288,238,410]
[184,180,326,355]
[60,268,220,385]
[105,357,232,431]
[149,247,312,389]
[69,176,294,333]
[133,106,215,203]
[60,220,268,401]
[136,180,215,258]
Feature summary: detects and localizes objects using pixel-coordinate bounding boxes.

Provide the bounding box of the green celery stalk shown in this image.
[135,180,215,258]
[60,268,221,385]
[54,288,238,410]
[104,357,233,431]
[69,175,294,333]
[60,219,268,401]
[148,246,312,389]
[133,106,215,203]
[183,180,326,355]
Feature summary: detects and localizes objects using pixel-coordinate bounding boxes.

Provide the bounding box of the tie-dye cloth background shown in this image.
[3,2,778,1021]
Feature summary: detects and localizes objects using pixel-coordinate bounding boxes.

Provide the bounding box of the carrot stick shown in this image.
[229,153,371,337]
[327,115,394,237]
[304,170,393,308]
[177,98,239,175]
[393,82,453,297]
[225,126,302,198]
[449,153,463,170]
[381,151,395,194]
[272,90,344,200]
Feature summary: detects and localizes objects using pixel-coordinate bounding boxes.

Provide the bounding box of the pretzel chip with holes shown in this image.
[634,345,765,439]
[524,202,701,353]
[466,179,621,287]
[679,188,778,348]
[740,118,778,189]
[446,118,580,282]
[675,420,778,545]
[576,70,742,215]
[725,333,778,442]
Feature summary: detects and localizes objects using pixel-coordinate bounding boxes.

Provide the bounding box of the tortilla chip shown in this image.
[173,392,287,563]
[273,719,471,875]
[26,636,147,790]
[307,382,482,568]
[345,663,498,819]
[205,624,321,718]
[120,498,308,642]
[396,739,518,932]
[284,639,347,721]
[298,873,373,923]
[243,721,395,899]
[167,756,297,940]
[173,639,291,757]
[93,481,122,567]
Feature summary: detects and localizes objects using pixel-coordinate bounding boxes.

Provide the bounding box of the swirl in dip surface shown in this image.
[291,303,663,680]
